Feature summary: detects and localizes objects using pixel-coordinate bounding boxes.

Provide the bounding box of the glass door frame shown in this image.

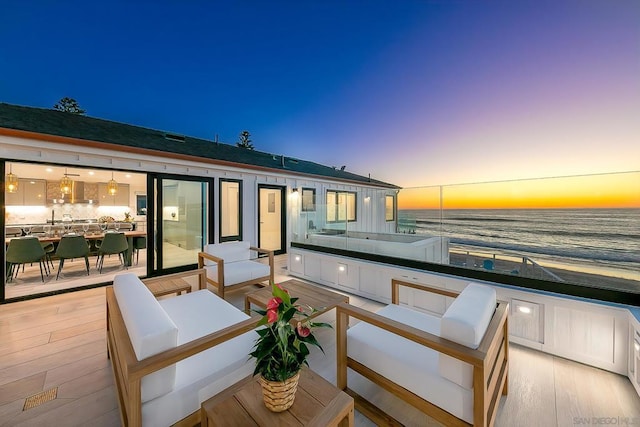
[1,160,6,302]
[146,172,215,277]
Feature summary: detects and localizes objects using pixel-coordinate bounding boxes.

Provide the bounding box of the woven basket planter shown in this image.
[259,371,300,412]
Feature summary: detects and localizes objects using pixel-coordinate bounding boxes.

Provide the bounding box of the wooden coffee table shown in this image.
[201,368,354,426]
[244,279,349,318]
[142,269,206,297]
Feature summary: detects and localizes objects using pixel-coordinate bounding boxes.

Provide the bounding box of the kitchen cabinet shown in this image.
[98,183,130,206]
[5,179,46,206]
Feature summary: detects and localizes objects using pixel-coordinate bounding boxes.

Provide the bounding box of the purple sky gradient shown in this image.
[1,1,638,187]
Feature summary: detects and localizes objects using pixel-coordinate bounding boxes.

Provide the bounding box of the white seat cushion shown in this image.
[141,290,255,427]
[205,259,270,286]
[202,241,251,265]
[113,273,178,403]
[347,304,473,424]
[439,283,497,389]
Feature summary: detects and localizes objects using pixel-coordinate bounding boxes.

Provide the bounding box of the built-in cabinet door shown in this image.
[98,183,130,206]
[23,180,46,205]
[5,179,46,206]
[5,185,23,205]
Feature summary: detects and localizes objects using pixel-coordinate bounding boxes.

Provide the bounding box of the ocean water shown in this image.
[398,208,640,279]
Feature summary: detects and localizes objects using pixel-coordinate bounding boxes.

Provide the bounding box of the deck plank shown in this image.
[1,258,639,426]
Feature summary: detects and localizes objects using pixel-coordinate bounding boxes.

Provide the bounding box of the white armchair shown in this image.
[106,270,258,427]
[197,241,274,299]
[336,279,509,426]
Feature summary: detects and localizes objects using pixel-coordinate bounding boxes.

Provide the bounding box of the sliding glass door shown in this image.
[148,174,213,275]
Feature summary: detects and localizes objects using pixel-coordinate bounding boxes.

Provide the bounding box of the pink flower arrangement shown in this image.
[250,283,331,382]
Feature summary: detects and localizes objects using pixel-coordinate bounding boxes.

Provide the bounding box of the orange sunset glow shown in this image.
[397,172,640,210]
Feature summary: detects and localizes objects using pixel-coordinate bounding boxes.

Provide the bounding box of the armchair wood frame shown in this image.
[106,269,260,427]
[336,278,509,427]
[197,246,274,299]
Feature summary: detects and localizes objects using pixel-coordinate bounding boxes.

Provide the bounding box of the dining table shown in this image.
[6,230,147,267]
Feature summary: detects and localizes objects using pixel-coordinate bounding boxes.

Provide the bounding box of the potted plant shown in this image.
[250,283,331,412]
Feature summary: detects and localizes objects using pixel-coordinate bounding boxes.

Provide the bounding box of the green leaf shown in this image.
[272,283,291,304]
[309,321,333,329]
[282,306,299,323]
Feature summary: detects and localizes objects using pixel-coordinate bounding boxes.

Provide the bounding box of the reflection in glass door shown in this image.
[151,175,212,274]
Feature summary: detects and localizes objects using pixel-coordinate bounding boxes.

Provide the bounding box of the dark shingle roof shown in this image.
[0,103,398,189]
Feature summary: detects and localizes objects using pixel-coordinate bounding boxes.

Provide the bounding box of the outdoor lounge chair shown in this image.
[336,278,509,426]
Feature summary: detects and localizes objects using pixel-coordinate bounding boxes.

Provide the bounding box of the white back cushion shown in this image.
[202,241,251,265]
[113,273,178,403]
[438,283,496,389]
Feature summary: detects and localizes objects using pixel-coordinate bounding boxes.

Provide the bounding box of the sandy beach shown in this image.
[449,251,640,295]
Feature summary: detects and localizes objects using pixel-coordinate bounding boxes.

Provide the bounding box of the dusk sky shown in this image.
[2,1,639,188]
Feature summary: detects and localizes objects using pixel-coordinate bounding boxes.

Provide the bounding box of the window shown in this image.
[136,194,147,216]
[302,188,316,212]
[220,179,242,241]
[385,195,395,221]
[326,190,357,222]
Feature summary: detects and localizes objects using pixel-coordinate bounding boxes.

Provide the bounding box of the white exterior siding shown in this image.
[0,134,397,248]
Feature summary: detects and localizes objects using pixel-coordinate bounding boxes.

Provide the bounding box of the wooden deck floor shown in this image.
[1,259,639,426]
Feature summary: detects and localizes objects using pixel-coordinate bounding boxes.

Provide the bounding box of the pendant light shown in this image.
[60,168,73,195]
[5,163,18,193]
[107,171,118,196]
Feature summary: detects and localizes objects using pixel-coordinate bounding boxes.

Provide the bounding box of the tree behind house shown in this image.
[53,97,86,114]
[236,130,254,150]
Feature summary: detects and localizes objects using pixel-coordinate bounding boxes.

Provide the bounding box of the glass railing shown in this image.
[292,171,640,296]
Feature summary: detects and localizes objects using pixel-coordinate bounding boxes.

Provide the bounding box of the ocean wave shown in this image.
[409,223,640,241]
[531,229,640,239]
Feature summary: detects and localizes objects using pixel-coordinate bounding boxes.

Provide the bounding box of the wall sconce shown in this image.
[60,168,73,195]
[107,171,118,196]
[292,187,298,193]
[5,163,18,193]
[338,263,347,273]
[294,255,301,262]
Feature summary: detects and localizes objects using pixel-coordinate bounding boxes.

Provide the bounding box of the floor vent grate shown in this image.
[23,387,58,411]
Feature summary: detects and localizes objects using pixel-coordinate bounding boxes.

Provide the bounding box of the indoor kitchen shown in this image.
[4,162,147,299]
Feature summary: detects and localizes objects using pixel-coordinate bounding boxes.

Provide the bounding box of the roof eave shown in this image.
[0,126,400,190]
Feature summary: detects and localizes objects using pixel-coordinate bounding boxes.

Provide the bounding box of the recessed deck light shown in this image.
[517,306,532,314]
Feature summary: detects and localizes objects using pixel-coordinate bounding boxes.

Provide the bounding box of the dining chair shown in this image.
[55,235,91,280]
[6,237,48,282]
[132,236,146,265]
[41,241,56,274]
[96,232,129,273]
